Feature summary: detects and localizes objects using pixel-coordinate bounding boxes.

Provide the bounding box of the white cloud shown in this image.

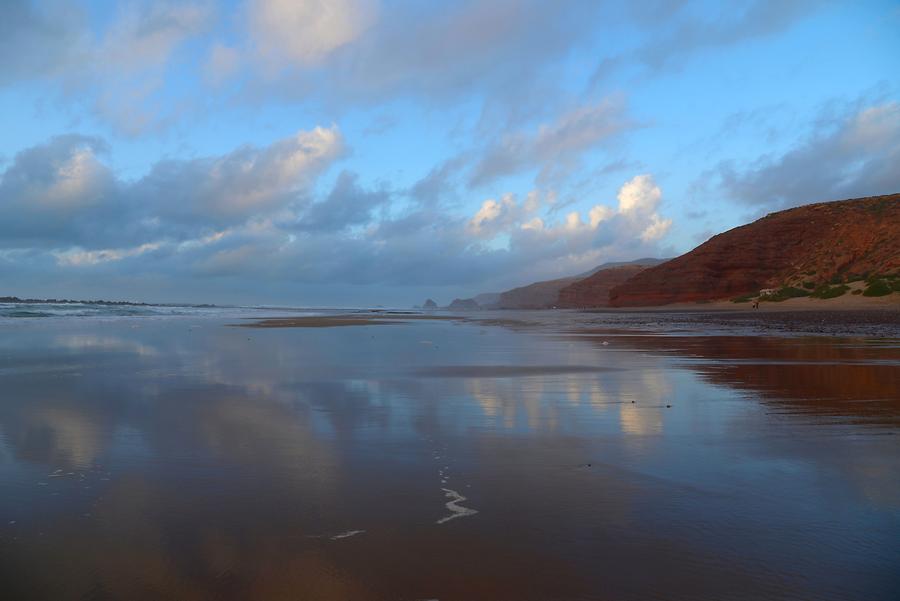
[249,0,378,68]
[205,43,242,86]
[469,97,636,187]
[593,0,828,82]
[100,2,212,73]
[82,2,213,134]
[617,174,662,214]
[467,189,555,237]
[29,146,111,210]
[0,127,345,248]
[55,242,162,267]
[843,103,900,149]
[142,124,345,224]
[467,176,671,248]
[0,131,674,305]
[640,214,672,242]
[565,211,583,230]
[713,102,900,210]
[521,217,544,231]
[588,205,614,228]
[468,197,510,236]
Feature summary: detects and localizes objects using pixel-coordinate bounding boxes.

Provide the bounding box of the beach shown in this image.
[0,308,898,599]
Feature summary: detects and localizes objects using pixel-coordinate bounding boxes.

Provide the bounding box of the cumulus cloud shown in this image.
[469,97,636,187]
[5,137,112,211]
[0,126,344,250]
[0,128,673,304]
[468,195,518,237]
[136,125,344,228]
[0,136,117,246]
[467,190,555,237]
[296,170,390,232]
[617,174,661,214]
[712,102,900,210]
[458,175,671,282]
[466,176,670,246]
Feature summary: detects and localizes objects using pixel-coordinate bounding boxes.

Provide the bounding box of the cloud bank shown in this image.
[712,102,900,210]
[0,129,673,303]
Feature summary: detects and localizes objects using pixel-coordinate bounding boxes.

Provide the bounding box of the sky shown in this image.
[0,0,898,307]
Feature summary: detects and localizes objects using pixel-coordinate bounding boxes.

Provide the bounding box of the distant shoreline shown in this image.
[0,296,217,308]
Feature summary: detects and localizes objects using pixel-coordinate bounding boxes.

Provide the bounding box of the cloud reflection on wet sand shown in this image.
[0,317,898,599]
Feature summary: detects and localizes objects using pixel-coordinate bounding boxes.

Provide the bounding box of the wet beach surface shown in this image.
[1,312,899,599]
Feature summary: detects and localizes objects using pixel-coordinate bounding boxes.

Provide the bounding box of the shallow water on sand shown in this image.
[1,315,898,600]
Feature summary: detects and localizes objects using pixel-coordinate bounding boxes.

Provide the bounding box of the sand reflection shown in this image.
[592,334,900,425]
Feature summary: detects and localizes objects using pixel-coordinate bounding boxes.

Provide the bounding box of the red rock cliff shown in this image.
[609,194,900,307]
[495,277,578,309]
[557,264,652,308]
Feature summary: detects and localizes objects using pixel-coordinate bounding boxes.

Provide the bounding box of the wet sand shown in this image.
[1,313,899,599]
[233,313,456,328]
[414,364,618,377]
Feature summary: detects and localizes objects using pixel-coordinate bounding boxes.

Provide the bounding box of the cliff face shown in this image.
[473,292,501,308]
[495,277,578,309]
[557,264,653,308]
[609,194,900,307]
[447,298,479,310]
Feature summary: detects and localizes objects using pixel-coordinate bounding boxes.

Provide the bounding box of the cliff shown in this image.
[557,264,654,308]
[609,194,900,306]
[495,277,578,309]
[447,298,480,310]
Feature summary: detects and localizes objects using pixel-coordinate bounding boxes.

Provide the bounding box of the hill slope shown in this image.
[557,263,659,308]
[495,277,578,309]
[609,194,900,307]
[494,259,666,309]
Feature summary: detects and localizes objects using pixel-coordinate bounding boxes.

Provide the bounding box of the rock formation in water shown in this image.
[423,299,438,309]
[609,194,900,306]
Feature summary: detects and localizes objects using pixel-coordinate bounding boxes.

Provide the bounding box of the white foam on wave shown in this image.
[330,529,366,540]
[436,488,478,524]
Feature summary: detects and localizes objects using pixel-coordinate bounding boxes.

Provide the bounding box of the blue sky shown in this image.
[0,0,898,306]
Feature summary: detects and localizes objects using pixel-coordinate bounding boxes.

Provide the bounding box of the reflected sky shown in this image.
[0,317,898,600]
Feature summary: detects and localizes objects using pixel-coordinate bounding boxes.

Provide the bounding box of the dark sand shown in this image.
[1,312,898,600]
[234,307,900,337]
[233,313,456,328]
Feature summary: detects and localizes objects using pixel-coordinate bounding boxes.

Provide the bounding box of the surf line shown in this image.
[436,488,478,524]
[330,530,366,540]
